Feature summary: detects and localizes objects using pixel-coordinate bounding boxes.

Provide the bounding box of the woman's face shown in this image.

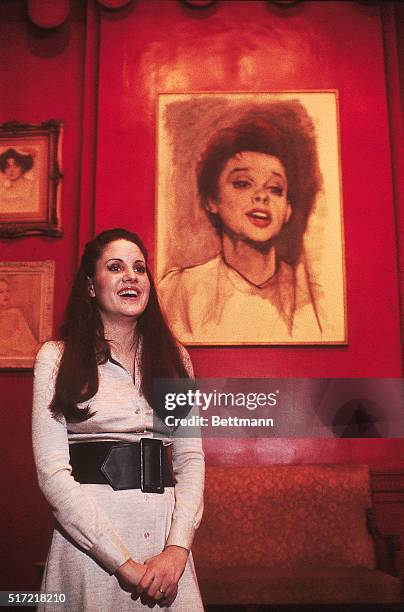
[3,158,23,181]
[207,151,291,243]
[89,239,150,325]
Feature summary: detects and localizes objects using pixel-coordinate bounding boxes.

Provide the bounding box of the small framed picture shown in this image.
[0,261,54,368]
[0,120,63,237]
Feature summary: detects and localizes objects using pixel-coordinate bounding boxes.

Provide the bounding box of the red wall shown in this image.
[94,0,404,472]
[0,0,86,590]
[0,0,403,593]
[96,0,402,378]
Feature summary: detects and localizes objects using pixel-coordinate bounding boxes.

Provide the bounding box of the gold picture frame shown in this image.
[0,120,63,237]
[0,261,54,368]
[156,91,347,346]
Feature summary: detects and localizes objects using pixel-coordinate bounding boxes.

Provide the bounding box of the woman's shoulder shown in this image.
[160,256,221,288]
[35,340,64,363]
[158,257,222,313]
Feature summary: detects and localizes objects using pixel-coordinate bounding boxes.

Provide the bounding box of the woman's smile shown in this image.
[117,286,140,298]
[246,209,273,227]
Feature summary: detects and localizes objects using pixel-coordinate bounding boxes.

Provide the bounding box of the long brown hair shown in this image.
[50,228,189,421]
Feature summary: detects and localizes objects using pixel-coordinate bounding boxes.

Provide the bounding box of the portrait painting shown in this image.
[0,120,63,238]
[0,261,54,368]
[156,92,346,345]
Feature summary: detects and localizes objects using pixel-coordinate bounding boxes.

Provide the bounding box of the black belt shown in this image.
[69,439,175,493]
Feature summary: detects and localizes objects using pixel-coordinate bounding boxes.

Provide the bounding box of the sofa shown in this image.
[192,464,402,607]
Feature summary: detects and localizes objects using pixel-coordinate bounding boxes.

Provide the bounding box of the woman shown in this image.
[0,148,36,212]
[32,228,205,611]
[159,106,323,344]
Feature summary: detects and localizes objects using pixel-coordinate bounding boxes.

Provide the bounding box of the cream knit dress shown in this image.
[32,341,205,612]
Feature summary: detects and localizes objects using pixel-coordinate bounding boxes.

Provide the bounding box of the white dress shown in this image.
[32,341,205,611]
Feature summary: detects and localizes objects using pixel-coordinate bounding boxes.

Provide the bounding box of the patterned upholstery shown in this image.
[193,464,402,604]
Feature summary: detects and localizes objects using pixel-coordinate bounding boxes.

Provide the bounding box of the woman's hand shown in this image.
[137,545,189,606]
[114,558,147,593]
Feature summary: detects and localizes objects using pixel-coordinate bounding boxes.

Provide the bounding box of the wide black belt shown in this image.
[69,439,175,493]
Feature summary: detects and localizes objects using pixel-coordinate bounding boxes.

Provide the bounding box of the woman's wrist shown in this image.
[115,558,144,582]
[164,544,189,558]
[163,545,189,574]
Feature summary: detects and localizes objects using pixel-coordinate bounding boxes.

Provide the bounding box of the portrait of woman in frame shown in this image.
[156,92,346,346]
[0,120,63,238]
[0,261,54,368]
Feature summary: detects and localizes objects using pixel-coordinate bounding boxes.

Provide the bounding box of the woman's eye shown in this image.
[232,179,250,189]
[134,264,146,274]
[270,185,283,196]
[107,263,121,272]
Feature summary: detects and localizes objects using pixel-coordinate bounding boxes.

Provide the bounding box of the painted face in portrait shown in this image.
[207,151,292,244]
[89,239,151,325]
[0,280,11,308]
[3,158,24,182]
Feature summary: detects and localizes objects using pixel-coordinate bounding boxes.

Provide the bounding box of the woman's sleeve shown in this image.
[32,342,131,574]
[165,346,205,550]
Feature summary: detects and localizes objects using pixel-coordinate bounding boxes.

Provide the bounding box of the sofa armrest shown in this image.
[366,508,401,577]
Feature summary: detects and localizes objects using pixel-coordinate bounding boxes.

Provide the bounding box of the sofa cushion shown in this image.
[194,464,376,571]
[198,566,402,605]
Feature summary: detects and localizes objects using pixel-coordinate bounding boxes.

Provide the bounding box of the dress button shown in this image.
[134,408,140,414]
[144,532,150,539]
[144,494,149,501]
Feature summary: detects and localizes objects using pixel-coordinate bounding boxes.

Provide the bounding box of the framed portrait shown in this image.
[0,120,63,238]
[156,91,347,346]
[0,261,54,368]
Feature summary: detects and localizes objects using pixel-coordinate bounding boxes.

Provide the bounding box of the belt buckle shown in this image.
[140,438,164,494]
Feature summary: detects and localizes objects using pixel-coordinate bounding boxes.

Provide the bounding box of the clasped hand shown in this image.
[115,545,188,607]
